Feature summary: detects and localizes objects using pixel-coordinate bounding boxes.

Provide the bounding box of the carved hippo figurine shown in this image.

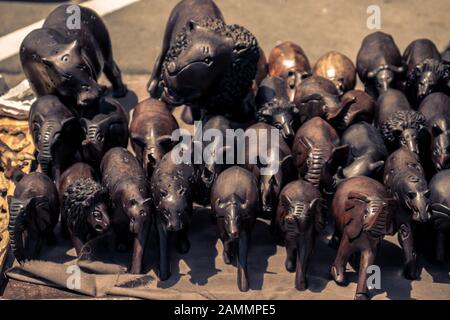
[8,172,60,263]
[332,122,388,188]
[255,76,300,143]
[418,92,450,172]
[376,89,426,155]
[151,147,195,281]
[331,176,395,300]
[429,169,450,261]
[59,162,110,255]
[268,41,311,102]
[80,97,129,167]
[101,147,152,274]
[130,98,179,176]
[28,95,84,183]
[329,89,375,133]
[313,51,356,95]
[211,166,258,292]
[383,147,430,280]
[20,4,126,109]
[403,39,446,103]
[356,31,405,98]
[292,117,349,190]
[147,0,259,121]
[276,180,325,290]
[293,76,342,124]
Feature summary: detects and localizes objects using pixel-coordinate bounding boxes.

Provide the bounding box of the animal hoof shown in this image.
[295,279,308,291]
[238,281,249,292]
[113,85,128,98]
[331,265,346,286]
[403,262,419,280]
[285,259,295,273]
[354,293,369,300]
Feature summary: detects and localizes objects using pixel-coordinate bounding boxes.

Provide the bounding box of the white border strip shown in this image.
[0,0,141,62]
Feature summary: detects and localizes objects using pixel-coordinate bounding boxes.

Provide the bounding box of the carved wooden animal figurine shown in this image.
[276,180,325,290]
[376,89,426,155]
[331,176,395,300]
[383,147,430,280]
[268,41,311,102]
[59,163,110,255]
[333,122,388,188]
[80,97,129,167]
[211,166,258,292]
[418,92,450,172]
[330,89,375,133]
[8,172,60,262]
[147,0,259,120]
[292,117,349,190]
[101,147,152,274]
[28,95,83,183]
[151,148,195,281]
[256,76,300,143]
[356,31,405,97]
[20,4,126,109]
[130,98,178,176]
[313,51,356,95]
[429,169,450,261]
[293,76,342,124]
[403,39,447,103]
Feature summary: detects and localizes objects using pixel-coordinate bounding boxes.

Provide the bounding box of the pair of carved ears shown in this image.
[280,194,325,231]
[366,64,405,79]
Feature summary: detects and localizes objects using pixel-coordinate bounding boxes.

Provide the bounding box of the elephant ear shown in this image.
[344,191,369,239]
[310,198,326,232]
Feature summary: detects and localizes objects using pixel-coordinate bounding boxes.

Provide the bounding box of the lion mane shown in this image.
[256,98,298,123]
[163,18,260,113]
[381,110,426,143]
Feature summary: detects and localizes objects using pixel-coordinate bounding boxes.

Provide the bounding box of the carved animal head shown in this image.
[279,194,323,234]
[430,118,450,171]
[214,194,250,239]
[161,18,259,109]
[63,178,110,235]
[409,59,444,100]
[394,174,430,223]
[256,99,299,142]
[366,65,404,93]
[332,90,375,132]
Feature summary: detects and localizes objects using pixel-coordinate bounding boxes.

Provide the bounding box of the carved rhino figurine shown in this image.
[151,147,195,281]
[20,4,126,108]
[356,31,405,97]
[28,95,84,183]
[211,166,258,292]
[383,147,430,280]
[331,176,395,300]
[130,98,179,176]
[8,172,60,263]
[101,147,152,274]
[59,162,110,255]
[276,179,325,291]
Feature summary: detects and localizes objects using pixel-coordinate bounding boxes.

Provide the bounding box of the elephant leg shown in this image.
[285,234,297,273]
[295,229,315,291]
[398,222,419,280]
[218,219,232,264]
[354,248,376,300]
[436,231,446,262]
[331,233,354,286]
[104,59,127,98]
[157,223,170,281]
[176,227,190,254]
[237,228,250,292]
[130,224,148,274]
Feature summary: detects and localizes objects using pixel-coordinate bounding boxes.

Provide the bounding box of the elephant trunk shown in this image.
[304,148,325,187]
[8,199,28,263]
[38,121,57,176]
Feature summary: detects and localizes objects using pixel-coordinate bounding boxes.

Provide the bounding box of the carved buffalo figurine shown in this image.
[331,176,395,300]
[211,166,258,292]
[429,169,450,261]
[80,97,129,167]
[376,89,426,155]
[356,31,405,97]
[404,39,448,103]
[383,147,430,280]
[20,4,126,108]
[293,76,342,124]
[333,122,388,188]
[151,147,195,281]
[418,92,450,172]
[130,98,178,176]
[8,172,60,263]
[59,163,110,255]
[101,147,152,274]
[268,41,311,102]
[329,89,375,133]
[276,180,325,291]
[313,51,356,95]
[255,76,300,143]
[29,95,83,183]
[148,0,259,120]
[292,117,349,190]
